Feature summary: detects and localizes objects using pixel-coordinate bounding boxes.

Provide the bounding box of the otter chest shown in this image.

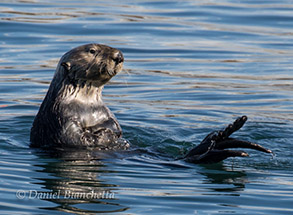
[68,103,112,128]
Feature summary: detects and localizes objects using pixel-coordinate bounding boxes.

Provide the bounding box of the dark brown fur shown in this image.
[30,44,128,150]
[30,44,272,164]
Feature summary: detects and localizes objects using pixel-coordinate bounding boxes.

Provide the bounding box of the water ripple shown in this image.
[0,0,292,214]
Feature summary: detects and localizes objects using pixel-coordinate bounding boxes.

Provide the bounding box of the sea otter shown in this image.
[30,43,272,163]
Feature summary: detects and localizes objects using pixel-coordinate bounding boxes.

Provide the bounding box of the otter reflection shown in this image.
[35,150,129,214]
[33,149,252,214]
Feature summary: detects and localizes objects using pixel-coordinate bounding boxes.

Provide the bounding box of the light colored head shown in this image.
[56,43,124,86]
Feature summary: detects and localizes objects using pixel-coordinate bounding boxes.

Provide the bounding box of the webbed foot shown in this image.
[184,116,272,164]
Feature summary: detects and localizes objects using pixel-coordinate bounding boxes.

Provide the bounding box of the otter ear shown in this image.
[61,62,71,71]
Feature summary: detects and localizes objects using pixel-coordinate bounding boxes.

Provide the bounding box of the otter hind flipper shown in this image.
[184,115,272,164]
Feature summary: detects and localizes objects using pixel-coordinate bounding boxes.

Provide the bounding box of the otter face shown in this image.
[60,44,124,86]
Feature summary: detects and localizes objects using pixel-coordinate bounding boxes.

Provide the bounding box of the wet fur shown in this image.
[30,44,272,164]
[30,44,127,150]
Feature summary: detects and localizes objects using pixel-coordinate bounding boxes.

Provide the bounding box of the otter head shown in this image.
[57,43,124,87]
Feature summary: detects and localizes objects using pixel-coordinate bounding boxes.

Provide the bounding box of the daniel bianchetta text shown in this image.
[16,190,115,200]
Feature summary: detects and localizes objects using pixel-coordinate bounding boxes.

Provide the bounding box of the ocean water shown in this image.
[0,0,293,214]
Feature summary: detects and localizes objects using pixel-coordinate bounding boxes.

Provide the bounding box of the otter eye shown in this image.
[89,49,96,54]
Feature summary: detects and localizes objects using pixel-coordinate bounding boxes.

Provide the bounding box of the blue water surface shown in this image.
[0,0,293,214]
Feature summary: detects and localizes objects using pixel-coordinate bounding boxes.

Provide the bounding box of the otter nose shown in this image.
[113,50,124,65]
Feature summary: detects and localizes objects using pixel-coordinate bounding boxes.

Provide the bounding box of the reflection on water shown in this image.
[35,154,128,214]
[32,150,252,214]
[0,0,293,214]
